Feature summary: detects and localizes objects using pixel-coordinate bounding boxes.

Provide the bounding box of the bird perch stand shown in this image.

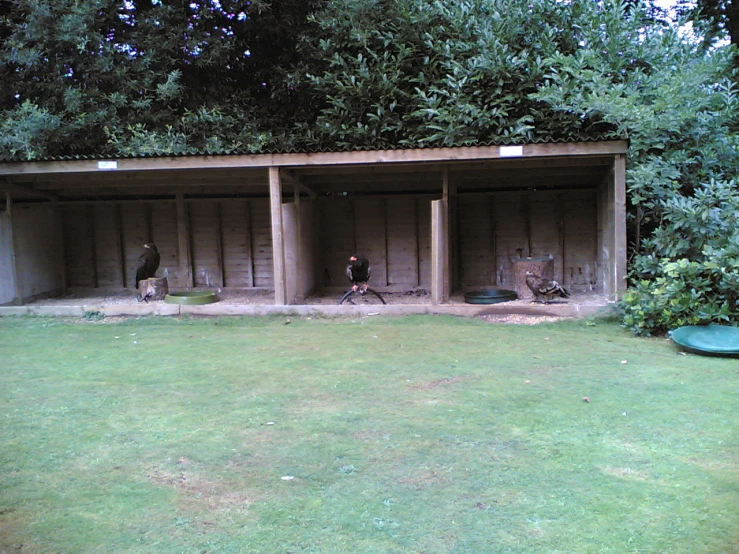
[137,277,169,303]
[513,257,555,300]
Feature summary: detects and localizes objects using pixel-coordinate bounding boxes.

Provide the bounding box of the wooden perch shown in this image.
[137,277,169,302]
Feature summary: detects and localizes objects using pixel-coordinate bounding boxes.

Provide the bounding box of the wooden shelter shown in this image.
[0,140,627,306]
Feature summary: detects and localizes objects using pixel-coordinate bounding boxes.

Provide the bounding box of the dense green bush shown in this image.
[620,179,739,336]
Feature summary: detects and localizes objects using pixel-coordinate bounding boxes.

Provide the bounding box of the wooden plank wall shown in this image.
[62,199,273,289]
[221,200,254,287]
[249,199,274,288]
[62,205,96,287]
[190,202,222,287]
[151,204,179,284]
[457,188,599,292]
[318,196,432,288]
[300,202,316,295]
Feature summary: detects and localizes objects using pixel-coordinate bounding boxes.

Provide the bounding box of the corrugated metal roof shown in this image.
[0,134,626,164]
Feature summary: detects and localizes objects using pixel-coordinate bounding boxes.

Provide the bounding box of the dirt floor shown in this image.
[27,288,608,308]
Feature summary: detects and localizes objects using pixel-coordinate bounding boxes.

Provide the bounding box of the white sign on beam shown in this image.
[97,161,118,170]
[499,145,524,157]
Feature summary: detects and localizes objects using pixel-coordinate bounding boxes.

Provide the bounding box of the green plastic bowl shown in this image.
[464,289,517,305]
[670,325,739,357]
[164,291,218,305]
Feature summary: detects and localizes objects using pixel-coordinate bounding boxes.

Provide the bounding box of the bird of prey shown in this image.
[346,254,371,293]
[525,271,570,303]
[135,243,161,288]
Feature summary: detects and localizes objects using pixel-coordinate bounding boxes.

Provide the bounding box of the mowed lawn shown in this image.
[0,315,737,554]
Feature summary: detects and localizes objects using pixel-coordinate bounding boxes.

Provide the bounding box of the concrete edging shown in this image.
[0,302,615,318]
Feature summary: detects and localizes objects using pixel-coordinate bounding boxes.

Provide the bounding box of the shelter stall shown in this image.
[0,140,627,308]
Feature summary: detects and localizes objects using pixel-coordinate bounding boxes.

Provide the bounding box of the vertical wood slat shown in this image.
[6,193,21,304]
[250,199,274,288]
[176,192,193,288]
[354,198,387,287]
[247,201,255,287]
[145,203,153,243]
[215,202,225,288]
[386,197,418,285]
[57,205,67,294]
[270,167,286,305]
[294,183,304,303]
[416,197,432,289]
[557,193,566,285]
[92,204,122,287]
[116,205,126,288]
[489,196,496,286]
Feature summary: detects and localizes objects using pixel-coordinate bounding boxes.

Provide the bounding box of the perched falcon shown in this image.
[135,243,161,288]
[346,254,371,293]
[525,271,570,303]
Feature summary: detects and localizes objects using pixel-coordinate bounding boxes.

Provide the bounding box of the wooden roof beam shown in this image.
[282,170,318,200]
[0,141,629,176]
[0,178,58,202]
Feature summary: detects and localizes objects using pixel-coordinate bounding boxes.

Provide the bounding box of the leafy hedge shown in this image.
[620,179,739,336]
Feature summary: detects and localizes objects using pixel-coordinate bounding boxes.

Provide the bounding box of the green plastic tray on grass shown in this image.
[164,291,218,305]
[464,289,518,305]
[670,325,739,357]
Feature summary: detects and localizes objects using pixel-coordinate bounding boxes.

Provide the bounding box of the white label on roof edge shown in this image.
[499,145,523,157]
[98,161,118,170]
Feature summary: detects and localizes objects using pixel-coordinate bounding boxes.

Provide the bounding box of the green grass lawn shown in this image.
[0,315,737,554]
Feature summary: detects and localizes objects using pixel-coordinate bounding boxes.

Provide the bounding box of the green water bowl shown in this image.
[164,291,218,305]
[670,325,739,357]
[464,289,518,305]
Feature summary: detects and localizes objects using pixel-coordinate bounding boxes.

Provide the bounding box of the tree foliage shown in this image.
[0,0,318,158]
[293,0,619,149]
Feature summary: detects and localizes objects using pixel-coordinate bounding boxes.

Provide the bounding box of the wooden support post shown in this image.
[294,181,304,303]
[613,154,627,299]
[6,192,22,305]
[176,192,193,288]
[269,167,287,305]
[431,199,447,305]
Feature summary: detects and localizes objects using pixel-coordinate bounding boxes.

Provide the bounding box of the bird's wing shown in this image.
[346,264,354,281]
[536,278,560,295]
